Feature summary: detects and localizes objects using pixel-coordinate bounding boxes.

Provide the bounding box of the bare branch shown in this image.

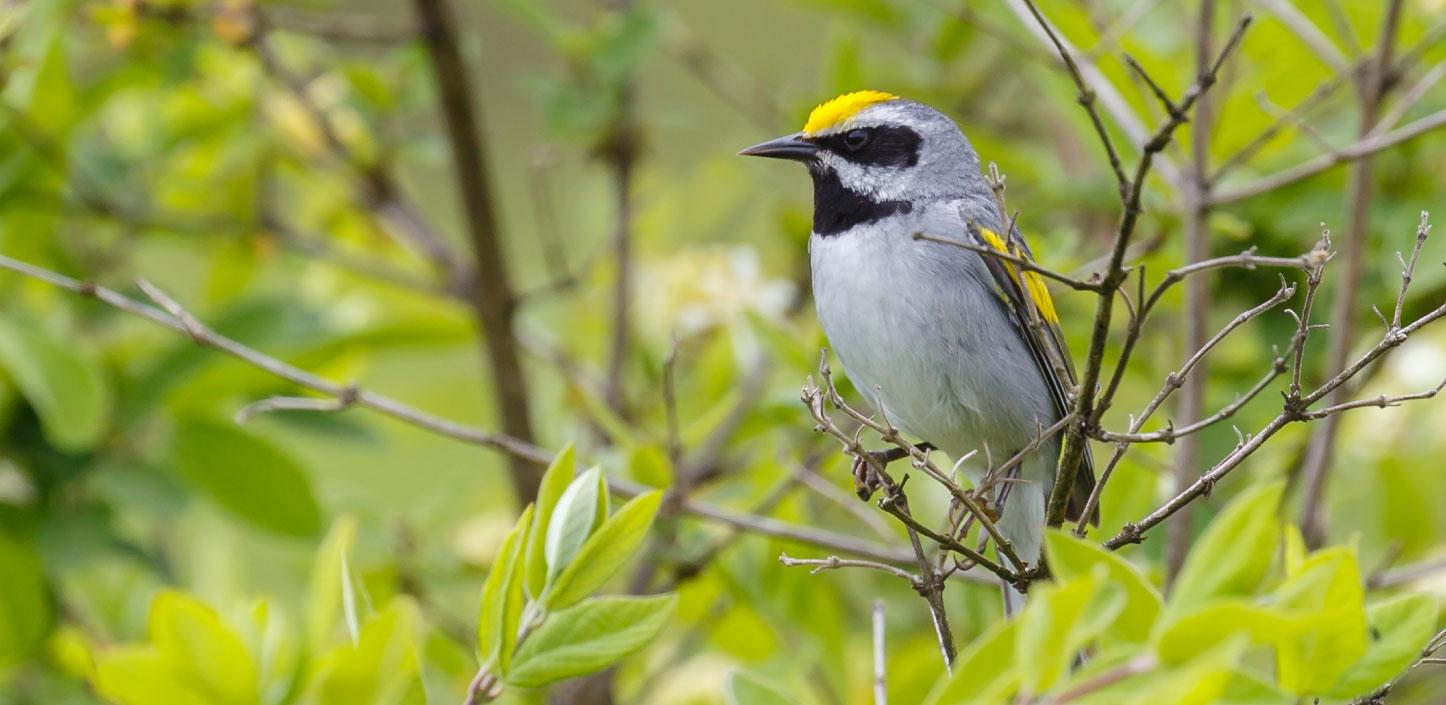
[1392,212,1432,328]
[779,553,920,585]
[1299,2,1411,545]
[1013,0,1132,200]
[1350,628,1446,704]
[1369,555,1446,589]
[1211,109,1446,205]
[1105,296,1446,550]
[1372,62,1445,137]
[913,232,1102,292]
[807,358,1027,573]
[1078,283,1295,530]
[1048,14,1253,528]
[0,254,914,566]
[235,387,359,424]
[263,6,415,44]
[412,0,543,501]
[1123,54,1180,119]
[873,601,889,705]
[1212,70,1352,181]
[1255,0,1349,71]
[1299,379,1446,420]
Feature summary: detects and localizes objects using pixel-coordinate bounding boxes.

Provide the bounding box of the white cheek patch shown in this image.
[817,151,916,202]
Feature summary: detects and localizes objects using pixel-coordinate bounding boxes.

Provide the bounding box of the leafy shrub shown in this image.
[68,446,673,705]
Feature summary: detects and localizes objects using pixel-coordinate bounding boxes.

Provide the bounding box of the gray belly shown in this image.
[809,225,1057,461]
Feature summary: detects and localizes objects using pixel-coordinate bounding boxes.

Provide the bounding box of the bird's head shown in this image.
[739,91,984,206]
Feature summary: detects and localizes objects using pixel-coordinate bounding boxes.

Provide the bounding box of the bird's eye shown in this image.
[844,129,870,150]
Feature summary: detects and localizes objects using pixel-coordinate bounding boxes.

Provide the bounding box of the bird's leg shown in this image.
[852,442,935,500]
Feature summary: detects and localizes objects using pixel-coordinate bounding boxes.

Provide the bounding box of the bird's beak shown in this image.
[738,133,819,161]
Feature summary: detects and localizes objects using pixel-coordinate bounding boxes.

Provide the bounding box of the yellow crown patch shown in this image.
[802,90,898,135]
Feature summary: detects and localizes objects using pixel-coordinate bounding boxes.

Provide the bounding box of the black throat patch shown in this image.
[809,166,913,237]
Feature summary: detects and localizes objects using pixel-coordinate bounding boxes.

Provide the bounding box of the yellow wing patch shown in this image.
[803,90,898,135]
[979,227,1059,325]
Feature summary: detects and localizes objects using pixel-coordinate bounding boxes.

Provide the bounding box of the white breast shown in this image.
[808,210,1056,463]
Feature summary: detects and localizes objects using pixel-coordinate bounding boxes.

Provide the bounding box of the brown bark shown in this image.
[411,0,542,503]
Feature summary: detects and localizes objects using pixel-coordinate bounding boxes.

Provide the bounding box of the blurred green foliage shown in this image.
[0,0,1443,704]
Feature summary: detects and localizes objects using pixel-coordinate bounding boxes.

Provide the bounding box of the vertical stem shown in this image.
[1298,0,1404,547]
[1168,0,1216,587]
[412,0,542,504]
[872,600,888,705]
[602,0,640,418]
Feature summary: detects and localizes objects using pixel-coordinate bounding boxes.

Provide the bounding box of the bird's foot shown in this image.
[851,443,934,500]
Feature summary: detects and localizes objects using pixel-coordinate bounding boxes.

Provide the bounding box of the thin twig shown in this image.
[1168,0,1220,585]
[235,387,360,424]
[1350,628,1446,704]
[779,553,919,585]
[872,601,888,705]
[913,232,1102,291]
[1016,0,1131,200]
[1299,1,1408,546]
[1371,61,1445,137]
[1047,13,1253,528]
[1095,246,1315,418]
[807,359,1026,574]
[1211,109,1446,204]
[1369,556,1446,589]
[1078,282,1296,532]
[1255,0,1348,71]
[0,254,913,566]
[1106,298,1446,549]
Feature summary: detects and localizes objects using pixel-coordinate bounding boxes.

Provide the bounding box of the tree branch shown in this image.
[0,253,914,566]
[411,0,542,503]
[1210,109,1446,205]
[1045,11,1253,528]
[1299,0,1408,546]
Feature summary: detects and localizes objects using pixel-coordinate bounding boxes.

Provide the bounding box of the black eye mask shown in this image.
[812,125,922,168]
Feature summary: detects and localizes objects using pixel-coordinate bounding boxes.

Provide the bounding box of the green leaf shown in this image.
[1167,482,1283,618]
[309,599,421,705]
[1327,592,1440,699]
[1017,570,1125,694]
[724,671,801,705]
[1126,637,1250,705]
[0,314,112,452]
[148,591,258,704]
[923,617,1018,705]
[1045,530,1162,645]
[1156,601,1295,665]
[544,491,662,611]
[543,466,607,583]
[305,516,359,650]
[1216,670,1294,705]
[498,515,531,675]
[171,418,323,536]
[627,444,673,489]
[92,647,200,705]
[0,531,52,670]
[506,594,677,688]
[478,504,533,669]
[26,33,77,136]
[526,444,576,599]
[1272,547,1366,695]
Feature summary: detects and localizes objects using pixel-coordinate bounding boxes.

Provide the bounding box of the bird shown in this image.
[740,90,1096,609]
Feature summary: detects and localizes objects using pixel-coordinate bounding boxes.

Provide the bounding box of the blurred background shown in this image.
[0,0,1443,703]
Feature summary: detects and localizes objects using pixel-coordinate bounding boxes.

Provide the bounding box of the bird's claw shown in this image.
[852,453,885,500]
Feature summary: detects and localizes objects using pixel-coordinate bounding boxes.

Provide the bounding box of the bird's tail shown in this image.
[996,481,1046,617]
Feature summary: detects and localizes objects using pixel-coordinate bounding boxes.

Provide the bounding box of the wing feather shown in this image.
[972,224,1098,526]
